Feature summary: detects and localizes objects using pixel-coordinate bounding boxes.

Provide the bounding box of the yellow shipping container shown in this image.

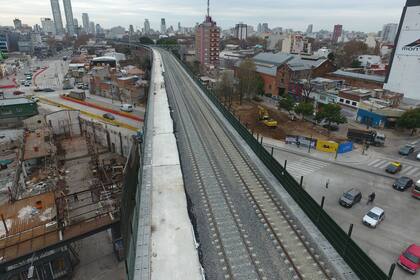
[316,140,338,153]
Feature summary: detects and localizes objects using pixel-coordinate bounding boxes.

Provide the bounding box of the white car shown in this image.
[417,152,420,161]
[362,207,385,228]
[120,104,133,112]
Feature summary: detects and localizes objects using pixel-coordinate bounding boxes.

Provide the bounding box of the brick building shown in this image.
[195,16,220,66]
[323,70,385,89]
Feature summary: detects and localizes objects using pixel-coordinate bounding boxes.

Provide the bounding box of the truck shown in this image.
[347,128,386,146]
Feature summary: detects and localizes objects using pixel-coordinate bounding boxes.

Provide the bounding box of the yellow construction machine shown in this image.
[257,106,278,128]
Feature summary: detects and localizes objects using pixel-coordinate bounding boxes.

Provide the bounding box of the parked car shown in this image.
[43,88,55,92]
[33,87,43,92]
[103,113,115,120]
[399,144,415,156]
[13,90,25,95]
[29,96,39,102]
[120,104,134,112]
[386,162,402,174]
[398,244,420,274]
[411,180,420,199]
[24,82,31,87]
[393,176,413,191]
[339,188,362,208]
[417,153,420,161]
[362,207,385,228]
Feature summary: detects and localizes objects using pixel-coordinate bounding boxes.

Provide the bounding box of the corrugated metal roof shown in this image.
[331,70,385,83]
[0,98,34,106]
[253,52,293,66]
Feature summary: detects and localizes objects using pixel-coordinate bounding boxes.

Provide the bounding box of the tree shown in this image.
[139,36,154,45]
[278,95,295,113]
[294,102,314,120]
[215,72,234,108]
[156,38,177,45]
[315,103,347,130]
[256,75,265,96]
[335,40,369,68]
[397,108,420,135]
[237,58,258,104]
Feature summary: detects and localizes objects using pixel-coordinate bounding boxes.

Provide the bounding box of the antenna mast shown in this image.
[207,0,210,17]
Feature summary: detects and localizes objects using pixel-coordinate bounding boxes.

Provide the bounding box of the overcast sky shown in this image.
[0,0,406,32]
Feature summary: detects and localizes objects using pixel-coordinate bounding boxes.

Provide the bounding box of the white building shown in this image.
[314,47,331,58]
[281,34,311,54]
[382,23,398,43]
[357,55,381,67]
[144,19,150,35]
[41,18,56,35]
[365,33,377,48]
[160,18,166,34]
[384,0,420,100]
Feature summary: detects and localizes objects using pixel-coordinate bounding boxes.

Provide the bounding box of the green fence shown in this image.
[170,51,389,280]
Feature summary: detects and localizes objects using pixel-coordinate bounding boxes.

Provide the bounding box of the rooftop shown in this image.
[330,70,385,83]
[0,98,34,106]
[23,128,56,161]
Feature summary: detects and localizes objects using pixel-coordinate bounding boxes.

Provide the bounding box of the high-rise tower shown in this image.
[50,0,64,34]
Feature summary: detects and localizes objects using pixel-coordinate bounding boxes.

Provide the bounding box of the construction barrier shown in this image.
[316,140,339,153]
[171,50,389,280]
[60,95,144,122]
[338,141,354,154]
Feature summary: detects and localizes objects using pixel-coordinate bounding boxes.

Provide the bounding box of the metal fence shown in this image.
[170,51,389,280]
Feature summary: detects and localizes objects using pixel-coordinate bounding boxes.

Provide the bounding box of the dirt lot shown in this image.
[231,101,346,142]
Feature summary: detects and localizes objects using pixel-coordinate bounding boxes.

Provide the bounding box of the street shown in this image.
[268,145,420,280]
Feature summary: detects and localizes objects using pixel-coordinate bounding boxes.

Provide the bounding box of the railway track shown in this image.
[161,49,334,280]
[165,56,265,279]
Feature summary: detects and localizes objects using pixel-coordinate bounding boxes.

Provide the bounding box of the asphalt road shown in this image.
[268,147,420,280]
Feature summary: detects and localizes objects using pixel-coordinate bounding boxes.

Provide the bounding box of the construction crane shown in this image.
[257,106,278,128]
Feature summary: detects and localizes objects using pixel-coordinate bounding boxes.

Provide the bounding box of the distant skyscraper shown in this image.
[381,23,398,43]
[257,23,262,33]
[13,18,22,30]
[306,24,313,34]
[50,0,64,34]
[129,24,134,35]
[73,18,78,28]
[90,22,95,34]
[195,0,220,66]
[178,22,181,32]
[63,0,75,35]
[41,18,56,35]
[82,13,89,33]
[235,23,248,40]
[262,23,269,33]
[332,24,343,43]
[96,24,102,35]
[144,19,150,35]
[160,18,166,34]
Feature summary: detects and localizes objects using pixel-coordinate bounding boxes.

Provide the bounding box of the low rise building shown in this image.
[0,98,38,123]
[338,88,373,108]
[357,55,381,67]
[356,100,405,128]
[323,70,385,89]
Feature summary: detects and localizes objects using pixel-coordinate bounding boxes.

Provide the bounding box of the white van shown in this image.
[120,104,133,112]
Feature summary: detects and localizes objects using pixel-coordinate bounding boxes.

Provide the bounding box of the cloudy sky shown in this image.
[0,0,406,32]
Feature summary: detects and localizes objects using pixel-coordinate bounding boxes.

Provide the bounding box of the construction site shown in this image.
[0,109,131,279]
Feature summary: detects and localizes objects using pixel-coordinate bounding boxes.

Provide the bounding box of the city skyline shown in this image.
[0,0,406,32]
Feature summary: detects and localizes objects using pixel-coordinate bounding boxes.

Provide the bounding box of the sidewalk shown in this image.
[262,136,374,164]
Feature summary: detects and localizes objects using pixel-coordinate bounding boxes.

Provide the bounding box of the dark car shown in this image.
[103,113,115,120]
[339,188,362,207]
[393,177,414,191]
[399,145,415,156]
[34,87,43,92]
[13,90,25,95]
[43,88,55,92]
[386,162,402,174]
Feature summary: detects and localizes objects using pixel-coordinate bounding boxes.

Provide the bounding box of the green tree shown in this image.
[294,102,314,120]
[315,103,347,130]
[156,38,177,45]
[278,95,295,113]
[237,58,258,104]
[397,108,420,135]
[139,36,154,45]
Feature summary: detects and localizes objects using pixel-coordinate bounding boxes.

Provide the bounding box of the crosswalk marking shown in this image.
[366,158,420,178]
[368,159,382,167]
[286,158,330,179]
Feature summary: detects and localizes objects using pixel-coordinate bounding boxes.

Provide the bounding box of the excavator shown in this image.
[257,106,278,128]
